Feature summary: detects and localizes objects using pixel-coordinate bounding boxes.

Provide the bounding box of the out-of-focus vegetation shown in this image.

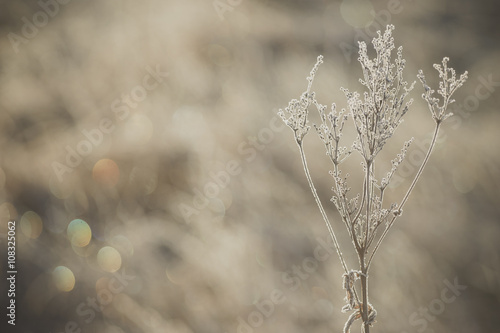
[0,1,499,332]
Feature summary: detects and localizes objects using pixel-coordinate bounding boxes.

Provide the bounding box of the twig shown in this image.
[298,143,350,274]
[367,122,441,269]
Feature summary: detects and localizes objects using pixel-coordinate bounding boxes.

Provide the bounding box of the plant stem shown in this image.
[328,154,361,252]
[364,161,372,250]
[361,257,370,333]
[298,143,350,274]
[366,122,441,269]
[398,123,441,211]
[361,161,372,332]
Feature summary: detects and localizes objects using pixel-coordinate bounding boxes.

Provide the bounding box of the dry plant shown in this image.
[278,25,467,332]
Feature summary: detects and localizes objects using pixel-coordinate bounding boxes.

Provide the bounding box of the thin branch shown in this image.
[366,122,441,269]
[364,161,372,252]
[327,154,362,253]
[298,143,350,274]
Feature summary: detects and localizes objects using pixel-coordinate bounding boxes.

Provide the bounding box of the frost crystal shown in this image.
[342,25,414,161]
[278,55,324,144]
[417,57,468,123]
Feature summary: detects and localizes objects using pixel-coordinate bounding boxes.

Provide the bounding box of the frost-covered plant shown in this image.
[278,25,467,333]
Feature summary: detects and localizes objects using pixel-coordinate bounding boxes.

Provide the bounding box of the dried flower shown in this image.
[417,57,468,123]
[278,25,467,332]
[278,55,324,144]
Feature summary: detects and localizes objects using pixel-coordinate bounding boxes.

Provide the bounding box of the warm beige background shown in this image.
[0,0,499,332]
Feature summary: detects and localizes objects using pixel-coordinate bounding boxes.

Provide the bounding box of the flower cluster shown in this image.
[417,57,468,123]
[278,55,324,144]
[342,25,415,162]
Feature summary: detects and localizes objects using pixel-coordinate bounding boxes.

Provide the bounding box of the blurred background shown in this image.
[0,0,499,332]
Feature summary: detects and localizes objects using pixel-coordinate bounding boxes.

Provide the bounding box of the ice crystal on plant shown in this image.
[278,55,324,144]
[342,25,415,161]
[417,57,468,123]
[277,25,468,333]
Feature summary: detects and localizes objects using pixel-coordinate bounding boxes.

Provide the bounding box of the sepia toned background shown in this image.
[0,0,499,332]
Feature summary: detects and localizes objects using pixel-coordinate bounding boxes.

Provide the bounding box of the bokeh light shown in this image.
[97,246,122,273]
[93,159,120,187]
[52,266,76,292]
[0,202,17,229]
[20,211,43,239]
[96,276,111,294]
[67,219,92,247]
